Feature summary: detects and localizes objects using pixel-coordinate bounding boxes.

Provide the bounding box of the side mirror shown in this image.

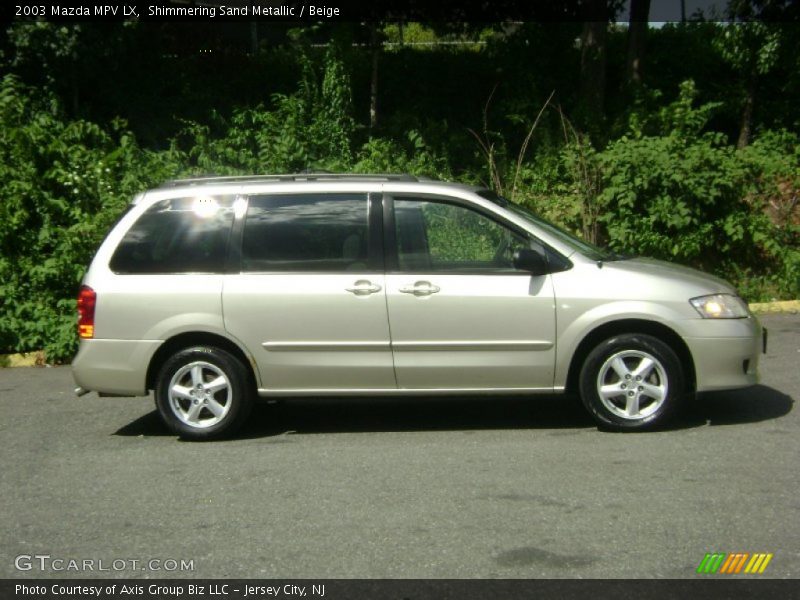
[513,248,549,276]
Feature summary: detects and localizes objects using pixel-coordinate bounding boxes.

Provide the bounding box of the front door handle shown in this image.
[399,281,441,296]
[346,280,382,296]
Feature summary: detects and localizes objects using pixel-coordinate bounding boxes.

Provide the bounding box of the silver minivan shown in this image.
[72,174,765,439]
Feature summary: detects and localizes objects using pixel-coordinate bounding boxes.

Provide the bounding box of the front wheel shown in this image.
[155,346,253,440]
[579,334,685,431]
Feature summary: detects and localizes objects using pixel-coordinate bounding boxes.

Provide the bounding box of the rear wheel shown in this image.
[579,333,685,431]
[155,346,253,440]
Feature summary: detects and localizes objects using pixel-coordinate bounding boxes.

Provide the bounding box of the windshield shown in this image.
[477,190,614,261]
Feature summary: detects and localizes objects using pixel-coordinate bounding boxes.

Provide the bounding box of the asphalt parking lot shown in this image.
[1,314,798,579]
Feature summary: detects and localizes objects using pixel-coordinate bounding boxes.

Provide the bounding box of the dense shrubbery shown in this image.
[0,75,182,359]
[595,83,799,300]
[1,27,798,363]
[454,82,799,303]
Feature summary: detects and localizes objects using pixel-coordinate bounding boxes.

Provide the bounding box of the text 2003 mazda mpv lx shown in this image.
[72,174,766,440]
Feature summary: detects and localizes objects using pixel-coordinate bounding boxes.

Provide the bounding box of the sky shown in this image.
[624,0,730,22]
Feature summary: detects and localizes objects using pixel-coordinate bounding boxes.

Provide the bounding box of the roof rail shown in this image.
[158,173,424,188]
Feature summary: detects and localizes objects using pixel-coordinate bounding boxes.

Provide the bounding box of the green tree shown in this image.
[714,21,781,148]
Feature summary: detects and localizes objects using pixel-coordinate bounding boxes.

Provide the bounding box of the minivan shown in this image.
[72,174,765,439]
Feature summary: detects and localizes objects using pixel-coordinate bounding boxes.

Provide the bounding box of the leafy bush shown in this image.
[176,45,356,174]
[0,75,180,361]
[595,82,798,300]
[353,130,451,178]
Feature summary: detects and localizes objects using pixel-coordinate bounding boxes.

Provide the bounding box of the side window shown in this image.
[394,198,530,271]
[242,194,369,272]
[109,196,234,274]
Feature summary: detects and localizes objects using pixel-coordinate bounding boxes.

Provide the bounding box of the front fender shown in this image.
[554,300,693,388]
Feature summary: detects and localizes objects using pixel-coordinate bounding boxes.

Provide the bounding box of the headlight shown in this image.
[689,294,749,319]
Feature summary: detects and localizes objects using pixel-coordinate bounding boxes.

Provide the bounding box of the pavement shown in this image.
[0,314,798,579]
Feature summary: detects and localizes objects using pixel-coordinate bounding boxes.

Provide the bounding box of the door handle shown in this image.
[399,281,441,296]
[346,280,382,296]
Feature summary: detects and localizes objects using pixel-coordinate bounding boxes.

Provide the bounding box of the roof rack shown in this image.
[158,173,427,188]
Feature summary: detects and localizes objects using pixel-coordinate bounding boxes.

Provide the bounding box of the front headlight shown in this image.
[689,294,749,319]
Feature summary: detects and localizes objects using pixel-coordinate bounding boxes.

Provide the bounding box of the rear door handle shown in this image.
[346,280,382,296]
[399,281,441,296]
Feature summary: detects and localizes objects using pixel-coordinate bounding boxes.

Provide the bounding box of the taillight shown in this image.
[77,285,96,339]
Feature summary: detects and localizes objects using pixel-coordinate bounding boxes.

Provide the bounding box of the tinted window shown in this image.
[242,194,369,272]
[394,198,530,271]
[109,196,234,274]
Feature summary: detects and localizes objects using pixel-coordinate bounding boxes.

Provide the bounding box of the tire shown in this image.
[155,346,253,441]
[579,333,685,431]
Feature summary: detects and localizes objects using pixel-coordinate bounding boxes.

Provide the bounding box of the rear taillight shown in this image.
[77,285,96,339]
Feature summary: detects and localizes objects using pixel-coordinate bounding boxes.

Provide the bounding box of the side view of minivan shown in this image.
[72,174,765,440]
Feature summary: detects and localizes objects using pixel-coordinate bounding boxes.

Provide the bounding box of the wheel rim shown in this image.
[596,350,668,420]
[167,361,232,429]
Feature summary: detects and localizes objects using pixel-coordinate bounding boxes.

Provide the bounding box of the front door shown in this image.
[384,196,557,390]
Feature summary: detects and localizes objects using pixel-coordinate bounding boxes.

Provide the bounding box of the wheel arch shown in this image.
[146,331,259,392]
[564,319,696,395]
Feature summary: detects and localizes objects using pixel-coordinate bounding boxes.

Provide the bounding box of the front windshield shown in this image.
[477,190,614,261]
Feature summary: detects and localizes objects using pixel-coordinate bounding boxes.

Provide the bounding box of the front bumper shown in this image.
[682,316,763,392]
[72,339,161,396]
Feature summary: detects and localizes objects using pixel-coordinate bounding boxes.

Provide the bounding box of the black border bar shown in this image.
[8,0,800,23]
[4,579,800,600]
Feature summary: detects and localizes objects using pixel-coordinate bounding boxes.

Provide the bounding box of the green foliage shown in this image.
[714,22,781,76]
[502,81,798,301]
[628,80,724,139]
[594,83,798,300]
[598,132,743,261]
[177,46,356,174]
[0,75,180,361]
[353,131,451,178]
[736,130,800,299]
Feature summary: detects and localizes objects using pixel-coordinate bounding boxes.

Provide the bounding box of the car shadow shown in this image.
[114,395,594,439]
[113,384,793,439]
[683,384,794,427]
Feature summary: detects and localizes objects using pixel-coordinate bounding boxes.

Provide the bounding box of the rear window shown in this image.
[109,196,235,274]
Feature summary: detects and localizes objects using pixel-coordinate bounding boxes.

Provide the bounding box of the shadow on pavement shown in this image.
[685,384,794,427]
[114,409,171,436]
[114,395,594,438]
[113,384,792,439]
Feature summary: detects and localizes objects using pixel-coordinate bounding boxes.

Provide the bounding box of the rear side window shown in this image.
[242,194,369,272]
[109,196,235,274]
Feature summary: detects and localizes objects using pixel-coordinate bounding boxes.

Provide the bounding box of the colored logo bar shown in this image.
[697,553,773,574]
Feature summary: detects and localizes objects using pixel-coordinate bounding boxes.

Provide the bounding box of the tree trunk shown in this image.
[580,19,607,133]
[249,22,258,55]
[626,0,650,86]
[70,53,79,117]
[369,24,379,133]
[737,67,757,149]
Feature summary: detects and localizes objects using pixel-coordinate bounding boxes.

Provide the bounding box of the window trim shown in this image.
[225,194,247,274]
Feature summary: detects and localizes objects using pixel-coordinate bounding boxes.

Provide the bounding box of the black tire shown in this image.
[579,333,685,431]
[155,346,253,441]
